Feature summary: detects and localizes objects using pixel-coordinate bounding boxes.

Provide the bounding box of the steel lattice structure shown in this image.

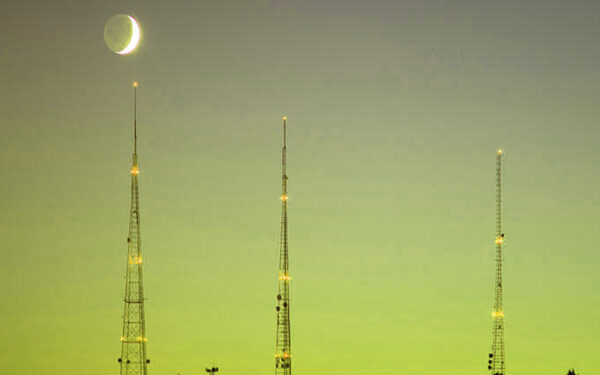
[275,116,292,375]
[488,149,505,375]
[118,82,149,375]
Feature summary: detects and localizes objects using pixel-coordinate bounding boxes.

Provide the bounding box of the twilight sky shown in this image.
[0,1,599,375]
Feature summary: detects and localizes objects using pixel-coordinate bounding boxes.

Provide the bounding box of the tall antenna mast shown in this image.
[488,149,505,375]
[275,116,292,375]
[118,81,150,375]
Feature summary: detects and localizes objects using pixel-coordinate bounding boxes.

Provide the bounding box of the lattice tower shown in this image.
[118,82,149,375]
[275,116,292,375]
[488,149,505,375]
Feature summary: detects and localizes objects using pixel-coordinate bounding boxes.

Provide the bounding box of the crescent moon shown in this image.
[117,16,140,55]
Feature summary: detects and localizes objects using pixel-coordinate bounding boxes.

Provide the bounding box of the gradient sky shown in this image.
[0,1,599,375]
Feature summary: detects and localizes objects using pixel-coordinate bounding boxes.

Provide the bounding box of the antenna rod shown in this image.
[283,116,287,148]
[496,150,502,253]
[133,82,138,155]
[282,116,287,192]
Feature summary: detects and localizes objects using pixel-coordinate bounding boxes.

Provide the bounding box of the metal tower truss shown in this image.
[118,82,149,375]
[275,116,292,375]
[488,149,505,375]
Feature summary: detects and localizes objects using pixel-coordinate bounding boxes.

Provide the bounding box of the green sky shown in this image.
[0,1,598,374]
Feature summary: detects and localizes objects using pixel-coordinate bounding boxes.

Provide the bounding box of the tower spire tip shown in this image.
[132,82,138,157]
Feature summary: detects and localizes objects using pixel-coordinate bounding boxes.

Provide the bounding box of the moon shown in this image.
[118,17,140,55]
[104,14,141,55]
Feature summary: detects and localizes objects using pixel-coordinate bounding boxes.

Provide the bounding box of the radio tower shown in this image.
[488,149,505,375]
[275,116,292,375]
[118,82,150,375]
